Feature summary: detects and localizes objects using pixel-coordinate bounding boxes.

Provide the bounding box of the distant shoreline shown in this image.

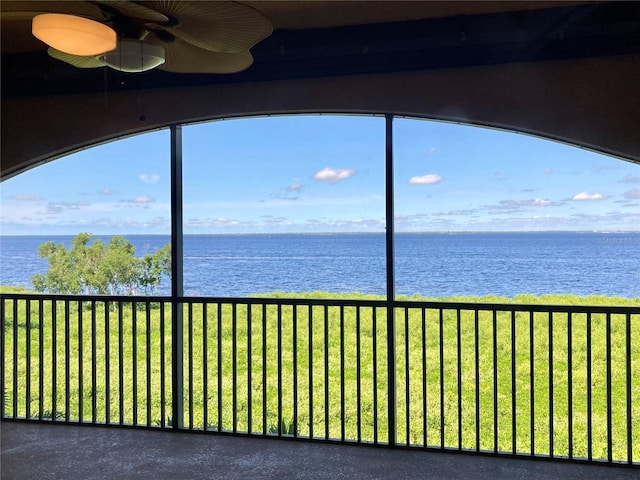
[1,230,639,238]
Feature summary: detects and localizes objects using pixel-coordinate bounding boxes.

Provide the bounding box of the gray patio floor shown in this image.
[2,421,638,479]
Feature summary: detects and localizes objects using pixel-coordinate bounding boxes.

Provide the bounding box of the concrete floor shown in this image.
[1,421,638,480]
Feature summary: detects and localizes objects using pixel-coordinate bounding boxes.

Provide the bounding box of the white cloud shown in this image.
[544,168,553,175]
[572,192,608,201]
[287,183,303,192]
[505,198,553,207]
[0,195,171,233]
[304,217,384,231]
[313,167,356,183]
[37,201,90,215]
[409,174,442,185]
[89,216,169,230]
[139,174,160,184]
[422,147,437,158]
[487,198,557,214]
[620,174,640,184]
[624,189,640,199]
[432,208,479,216]
[187,194,381,211]
[185,218,245,228]
[99,188,114,195]
[10,194,43,202]
[128,196,155,204]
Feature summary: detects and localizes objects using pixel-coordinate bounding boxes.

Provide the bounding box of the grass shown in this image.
[2,290,639,463]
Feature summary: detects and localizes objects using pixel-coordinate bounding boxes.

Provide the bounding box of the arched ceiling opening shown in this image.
[2,1,639,179]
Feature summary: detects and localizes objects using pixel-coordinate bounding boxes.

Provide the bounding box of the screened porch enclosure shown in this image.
[2,115,639,469]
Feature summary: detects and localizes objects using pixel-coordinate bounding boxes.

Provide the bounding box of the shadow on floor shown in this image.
[1,421,638,480]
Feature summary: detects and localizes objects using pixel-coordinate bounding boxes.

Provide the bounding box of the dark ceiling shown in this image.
[3,1,639,98]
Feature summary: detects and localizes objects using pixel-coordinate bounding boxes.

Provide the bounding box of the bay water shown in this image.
[0,232,638,298]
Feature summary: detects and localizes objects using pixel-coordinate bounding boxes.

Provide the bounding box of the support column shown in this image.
[385,114,396,446]
[170,124,184,429]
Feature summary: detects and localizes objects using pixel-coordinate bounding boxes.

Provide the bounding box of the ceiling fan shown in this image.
[5,1,273,73]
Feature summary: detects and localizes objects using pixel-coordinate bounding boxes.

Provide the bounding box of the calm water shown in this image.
[0,233,638,298]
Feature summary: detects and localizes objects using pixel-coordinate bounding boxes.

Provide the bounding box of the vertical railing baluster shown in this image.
[146,302,151,427]
[218,302,223,432]
[105,302,110,425]
[511,310,516,455]
[308,304,314,439]
[261,303,267,434]
[492,310,498,453]
[372,307,378,445]
[293,304,298,438]
[625,312,632,465]
[188,302,194,430]
[0,298,5,419]
[421,308,427,448]
[203,303,208,431]
[171,296,184,431]
[567,312,573,459]
[12,298,18,419]
[324,304,329,440]
[78,301,83,422]
[132,302,138,426]
[340,305,346,442]
[475,309,480,452]
[38,299,44,420]
[606,312,612,463]
[246,303,252,434]
[118,302,124,425]
[160,302,166,428]
[586,311,592,461]
[91,301,97,424]
[232,303,238,433]
[356,306,362,443]
[439,308,444,449]
[548,311,554,458]
[530,311,535,456]
[26,299,31,419]
[276,303,282,436]
[52,299,57,421]
[405,307,410,446]
[457,309,462,451]
[64,300,70,422]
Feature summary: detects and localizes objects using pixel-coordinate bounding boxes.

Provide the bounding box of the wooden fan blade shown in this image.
[159,40,253,73]
[142,1,272,54]
[98,1,168,22]
[48,47,104,68]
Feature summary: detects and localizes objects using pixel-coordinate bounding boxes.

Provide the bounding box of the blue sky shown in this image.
[1,115,639,235]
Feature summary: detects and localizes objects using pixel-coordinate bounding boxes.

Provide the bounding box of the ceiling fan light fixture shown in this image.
[32,13,117,56]
[98,39,165,72]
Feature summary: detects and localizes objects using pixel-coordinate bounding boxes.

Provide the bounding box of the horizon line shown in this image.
[1,230,639,237]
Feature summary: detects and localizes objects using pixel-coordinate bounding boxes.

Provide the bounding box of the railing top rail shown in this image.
[392,299,640,315]
[0,293,174,303]
[2,292,639,314]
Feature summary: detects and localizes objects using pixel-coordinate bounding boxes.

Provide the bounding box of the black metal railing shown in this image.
[1,293,638,466]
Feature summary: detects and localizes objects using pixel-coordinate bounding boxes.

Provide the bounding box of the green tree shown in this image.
[31,241,81,293]
[31,233,171,296]
[139,243,172,295]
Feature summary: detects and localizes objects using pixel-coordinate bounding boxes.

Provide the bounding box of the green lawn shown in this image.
[2,291,639,462]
